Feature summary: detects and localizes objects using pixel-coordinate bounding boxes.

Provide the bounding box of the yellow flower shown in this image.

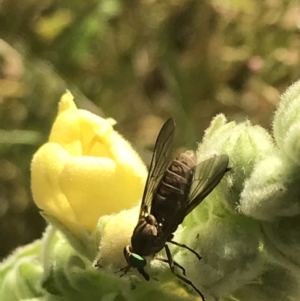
[31,91,147,236]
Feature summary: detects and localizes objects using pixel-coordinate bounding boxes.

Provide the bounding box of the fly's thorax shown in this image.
[131,214,160,256]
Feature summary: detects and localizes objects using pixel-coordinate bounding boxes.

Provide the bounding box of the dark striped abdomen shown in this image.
[151,150,196,231]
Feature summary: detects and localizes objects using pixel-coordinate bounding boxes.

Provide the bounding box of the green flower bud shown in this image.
[0,241,43,300]
[41,233,128,300]
[202,114,236,142]
[197,115,276,213]
[178,214,263,300]
[273,80,300,165]
[232,264,300,301]
[262,216,300,272]
[240,156,300,220]
[38,222,196,301]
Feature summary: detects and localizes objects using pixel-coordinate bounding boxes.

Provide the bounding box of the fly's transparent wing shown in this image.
[185,154,229,215]
[139,118,176,218]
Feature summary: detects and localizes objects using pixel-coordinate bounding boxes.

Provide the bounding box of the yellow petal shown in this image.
[49,109,82,156]
[31,142,81,234]
[77,109,113,156]
[58,90,77,113]
[59,154,145,231]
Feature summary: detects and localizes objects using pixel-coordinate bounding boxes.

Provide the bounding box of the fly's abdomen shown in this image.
[151,150,196,223]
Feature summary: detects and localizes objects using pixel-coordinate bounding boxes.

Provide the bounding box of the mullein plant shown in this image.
[1,80,300,301]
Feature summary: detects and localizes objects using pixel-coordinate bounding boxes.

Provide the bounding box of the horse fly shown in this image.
[115,118,229,300]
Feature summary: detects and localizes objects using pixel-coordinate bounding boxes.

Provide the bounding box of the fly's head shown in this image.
[122,245,149,281]
[119,214,159,281]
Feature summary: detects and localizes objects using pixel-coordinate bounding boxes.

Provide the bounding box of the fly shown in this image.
[117,118,229,300]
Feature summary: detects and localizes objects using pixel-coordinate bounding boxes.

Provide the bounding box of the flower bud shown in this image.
[262,216,300,270]
[94,207,138,268]
[0,241,43,301]
[31,91,147,238]
[240,156,300,220]
[197,115,276,213]
[273,80,300,165]
[177,214,263,300]
[232,264,300,301]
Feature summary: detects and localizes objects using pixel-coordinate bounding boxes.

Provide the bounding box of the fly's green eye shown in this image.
[128,253,147,269]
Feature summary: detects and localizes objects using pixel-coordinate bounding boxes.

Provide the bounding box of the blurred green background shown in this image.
[0,0,299,261]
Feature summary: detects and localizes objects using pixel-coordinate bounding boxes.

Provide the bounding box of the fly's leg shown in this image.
[114,265,131,277]
[164,244,206,301]
[94,259,132,279]
[93,260,102,269]
[115,265,150,281]
[169,240,201,260]
[154,256,186,276]
[138,267,150,281]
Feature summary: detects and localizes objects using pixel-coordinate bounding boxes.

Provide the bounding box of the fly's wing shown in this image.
[185,154,229,215]
[138,118,176,219]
